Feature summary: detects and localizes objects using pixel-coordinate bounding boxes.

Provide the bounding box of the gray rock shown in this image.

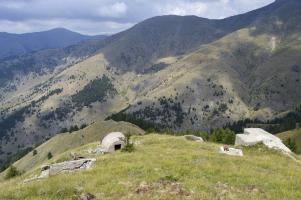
[235,128,291,153]
[24,158,96,183]
[184,135,204,142]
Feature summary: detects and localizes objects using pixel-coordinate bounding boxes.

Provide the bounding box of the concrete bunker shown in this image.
[101,132,125,153]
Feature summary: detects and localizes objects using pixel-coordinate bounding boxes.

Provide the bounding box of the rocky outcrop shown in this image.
[235,128,291,153]
[24,158,96,183]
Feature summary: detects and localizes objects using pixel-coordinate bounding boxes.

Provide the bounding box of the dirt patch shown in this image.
[214,182,265,200]
[135,178,191,197]
[76,193,95,200]
[245,185,265,194]
[136,181,154,194]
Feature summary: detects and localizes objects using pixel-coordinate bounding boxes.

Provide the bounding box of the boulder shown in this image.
[235,128,291,153]
[184,135,204,142]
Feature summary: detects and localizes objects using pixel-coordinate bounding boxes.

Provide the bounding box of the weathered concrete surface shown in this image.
[184,135,204,142]
[219,146,243,156]
[24,158,96,183]
[235,128,291,153]
[101,132,125,153]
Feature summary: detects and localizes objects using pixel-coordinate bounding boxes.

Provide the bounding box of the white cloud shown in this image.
[0,1,25,10]
[159,1,207,16]
[97,2,128,18]
[0,0,275,34]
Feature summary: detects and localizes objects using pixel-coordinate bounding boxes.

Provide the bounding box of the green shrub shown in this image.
[5,166,21,180]
[122,143,135,153]
[32,149,37,156]
[122,133,135,153]
[198,131,210,141]
[210,128,235,145]
[284,138,297,153]
[47,152,53,160]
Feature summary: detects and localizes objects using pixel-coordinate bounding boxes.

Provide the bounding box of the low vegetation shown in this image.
[0,105,31,140]
[225,106,301,134]
[59,124,87,134]
[47,152,53,160]
[5,165,21,180]
[107,96,188,130]
[0,147,33,172]
[71,75,117,107]
[209,128,235,145]
[121,133,135,153]
[0,88,64,141]
[284,138,297,153]
[277,128,301,154]
[106,107,164,132]
[0,134,301,199]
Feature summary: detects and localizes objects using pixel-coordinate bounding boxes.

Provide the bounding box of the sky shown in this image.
[0,0,275,35]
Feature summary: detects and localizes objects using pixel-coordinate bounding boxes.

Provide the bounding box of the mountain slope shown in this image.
[0,28,105,59]
[1,0,301,170]
[99,0,294,73]
[1,134,301,199]
[108,0,301,129]
[101,15,231,72]
[0,32,108,87]
[100,14,258,73]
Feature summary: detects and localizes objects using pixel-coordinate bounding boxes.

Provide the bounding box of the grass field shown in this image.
[0,134,301,200]
[0,120,144,180]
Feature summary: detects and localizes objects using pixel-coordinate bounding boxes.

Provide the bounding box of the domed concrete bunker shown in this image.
[101,132,125,153]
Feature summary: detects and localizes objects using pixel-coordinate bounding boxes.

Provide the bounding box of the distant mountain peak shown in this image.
[49,27,69,31]
[45,27,80,34]
[0,28,103,59]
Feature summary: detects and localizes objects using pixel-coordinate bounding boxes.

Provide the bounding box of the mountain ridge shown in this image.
[0,0,301,171]
[0,28,106,59]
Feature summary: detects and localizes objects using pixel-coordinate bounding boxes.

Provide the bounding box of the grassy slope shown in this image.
[0,120,144,179]
[277,129,301,153]
[0,134,301,200]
